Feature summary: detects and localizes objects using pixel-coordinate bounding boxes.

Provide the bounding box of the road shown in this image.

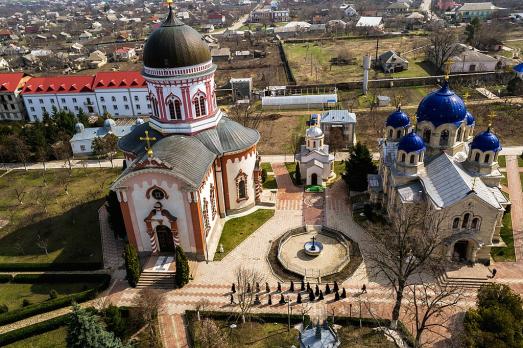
[212,3,262,34]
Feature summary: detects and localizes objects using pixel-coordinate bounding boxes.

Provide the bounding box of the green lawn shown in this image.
[498,155,506,167]
[0,168,119,265]
[260,162,273,172]
[260,162,277,189]
[326,161,346,187]
[284,162,301,186]
[0,282,100,311]
[5,327,66,348]
[491,212,515,262]
[214,209,274,261]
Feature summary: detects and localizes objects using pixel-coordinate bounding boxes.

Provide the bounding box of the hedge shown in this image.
[0,262,102,272]
[0,313,70,346]
[12,273,111,284]
[0,274,13,283]
[0,275,111,326]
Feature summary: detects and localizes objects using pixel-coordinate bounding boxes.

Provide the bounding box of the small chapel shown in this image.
[110,5,261,261]
[369,81,510,264]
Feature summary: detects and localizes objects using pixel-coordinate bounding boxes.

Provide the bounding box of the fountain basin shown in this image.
[304,241,323,256]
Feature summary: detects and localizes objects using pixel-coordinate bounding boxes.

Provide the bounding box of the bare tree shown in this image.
[227,102,264,130]
[7,135,30,171]
[364,202,447,328]
[36,234,49,256]
[52,133,73,173]
[134,288,163,348]
[405,278,465,347]
[425,28,459,73]
[195,298,211,321]
[195,318,228,348]
[234,266,264,323]
[13,185,26,205]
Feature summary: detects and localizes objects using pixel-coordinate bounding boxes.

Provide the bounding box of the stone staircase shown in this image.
[436,270,492,289]
[136,271,176,289]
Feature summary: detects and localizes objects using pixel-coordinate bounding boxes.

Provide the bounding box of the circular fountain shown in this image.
[303,235,323,256]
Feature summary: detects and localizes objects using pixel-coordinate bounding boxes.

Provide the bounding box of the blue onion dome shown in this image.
[465,111,475,126]
[470,127,502,152]
[416,81,467,128]
[386,106,410,128]
[398,130,426,153]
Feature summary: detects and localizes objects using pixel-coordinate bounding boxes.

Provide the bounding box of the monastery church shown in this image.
[111,5,261,260]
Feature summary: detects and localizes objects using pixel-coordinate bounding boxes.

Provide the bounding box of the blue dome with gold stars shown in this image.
[386,107,410,128]
[398,131,425,153]
[470,128,501,153]
[416,82,467,128]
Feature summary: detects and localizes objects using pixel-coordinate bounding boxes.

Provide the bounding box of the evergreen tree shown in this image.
[67,303,129,348]
[343,142,377,192]
[77,108,89,126]
[175,247,190,287]
[465,17,481,46]
[103,305,126,339]
[106,190,126,239]
[123,244,141,287]
[295,162,302,185]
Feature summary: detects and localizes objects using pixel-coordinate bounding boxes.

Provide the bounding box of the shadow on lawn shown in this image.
[0,199,104,265]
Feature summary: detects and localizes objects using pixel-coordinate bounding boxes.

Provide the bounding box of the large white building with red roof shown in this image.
[0,72,31,121]
[20,71,152,122]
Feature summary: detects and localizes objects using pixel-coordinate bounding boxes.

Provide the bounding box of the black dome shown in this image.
[143,7,211,69]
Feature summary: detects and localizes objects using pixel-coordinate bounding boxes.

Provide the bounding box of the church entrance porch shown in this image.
[311,173,318,186]
[453,240,469,262]
[156,225,175,253]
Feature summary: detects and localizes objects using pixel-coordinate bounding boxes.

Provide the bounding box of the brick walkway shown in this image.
[99,206,125,270]
[505,155,523,261]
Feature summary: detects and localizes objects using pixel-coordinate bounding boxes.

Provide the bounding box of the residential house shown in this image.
[457,2,505,21]
[250,7,289,23]
[319,109,357,149]
[387,2,410,13]
[211,47,231,62]
[79,31,93,41]
[356,17,384,30]
[207,12,225,27]
[88,50,107,68]
[378,50,409,73]
[441,44,499,73]
[114,47,137,61]
[344,5,358,17]
[230,78,253,101]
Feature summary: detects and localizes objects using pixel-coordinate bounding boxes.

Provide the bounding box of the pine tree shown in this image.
[343,142,377,192]
[67,303,129,348]
[123,244,140,287]
[295,162,302,185]
[175,247,190,287]
[106,191,126,239]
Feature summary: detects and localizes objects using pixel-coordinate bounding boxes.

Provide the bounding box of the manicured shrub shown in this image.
[0,274,12,283]
[22,299,32,307]
[49,289,58,300]
[13,273,110,284]
[0,313,70,346]
[106,190,126,239]
[103,304,126,338]
[0,262,102,272]
[295,162,301,185]
[175,247,190,288]
[0,304,8,313]
[261,168,267,182]
[123,244,141,287]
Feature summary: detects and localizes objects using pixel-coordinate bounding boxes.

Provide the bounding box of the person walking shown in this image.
[361,284,367,294]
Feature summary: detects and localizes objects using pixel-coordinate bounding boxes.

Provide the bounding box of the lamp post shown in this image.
[287,295,292,332]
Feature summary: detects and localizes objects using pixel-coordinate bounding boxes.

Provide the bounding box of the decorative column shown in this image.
[116,190,139,249]
[188,191,206,259]
[144,209,159,254]
[161,209,180,247]
[155,86,166,120]
[253,154,262,203]
[181,86,192,119]
[205,80,212,114]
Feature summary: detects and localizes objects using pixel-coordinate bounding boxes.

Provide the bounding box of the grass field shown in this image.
[260,162,277,189]
[0,168,120,265]
[0,282,101,311]
[257,114,308,155]
[491,213,515,262]
[5,327,66,348]
[214,209,274,261]
[284,36,431,84]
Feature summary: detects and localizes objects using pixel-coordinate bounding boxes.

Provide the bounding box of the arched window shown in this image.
[401,153,406,162]
[484,154,490,163]
[238,180,246,199]
[199,96,206,115]
[396,130,401,139]
[471,218,480,230]
[457,127,463,142]
[474,152,480,162]
[452,217,460,229]
[167,99,182,120]
[410,154,415,164]
[423,129,431,143]
[462,213,470,228]
[389,129,393,138]
[440,129,449,146]
[151,97,159,118]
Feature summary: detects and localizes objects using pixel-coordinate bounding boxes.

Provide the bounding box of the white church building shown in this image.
[369,84,510,264]
[110,6,262,261]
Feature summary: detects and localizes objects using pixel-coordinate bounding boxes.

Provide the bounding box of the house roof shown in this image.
[458,2,504,11]
[21,75,95,94]
[93,71,146,89]
[356,16,383,27]
[0,72,25,93]
[320,109,356,124]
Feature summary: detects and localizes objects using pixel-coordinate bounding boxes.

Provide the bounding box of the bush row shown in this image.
[0,313,70,346]
[12,273,110,284]
[0,274,111,326]
[0,274,13,283]
[0,262,103,272]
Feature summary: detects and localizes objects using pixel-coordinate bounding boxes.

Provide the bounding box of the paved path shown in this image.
[506,155,523,261]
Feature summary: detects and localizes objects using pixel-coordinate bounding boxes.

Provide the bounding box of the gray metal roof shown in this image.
[116,116,259,188]
[397,181,424,203]
[70,125,133,142]
[320,109,356,124]
[419,153,501,209]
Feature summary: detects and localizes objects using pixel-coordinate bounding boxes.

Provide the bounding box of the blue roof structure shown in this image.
[386,107,410,128]
[513,63,523,73]
[398,131,425,153]
[416,82,467,128]
[465,111,475,126]
[470,128,502,152]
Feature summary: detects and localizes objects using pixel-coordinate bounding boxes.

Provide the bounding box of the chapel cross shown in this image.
[463,91,470,101]
[444,59,454,80]
[311,235,316,251]
[140,130,157,158]
[488,111,496,130]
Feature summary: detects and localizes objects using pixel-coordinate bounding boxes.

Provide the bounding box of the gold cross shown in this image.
[394,95,404,108]
[463,92,470,101]
[140,130,156,158]
[166,0,173,4]
[488,110,496,130]
[444,59,454,81]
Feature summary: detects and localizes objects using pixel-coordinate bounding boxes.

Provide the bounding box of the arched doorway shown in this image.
[453,240,469,262]
[311,173,318,186]
[156,225,175,253]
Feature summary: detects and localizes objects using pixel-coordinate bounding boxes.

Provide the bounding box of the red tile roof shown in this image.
[0,72,26,93]
[21,75,95,94]
[93,71,146,89]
